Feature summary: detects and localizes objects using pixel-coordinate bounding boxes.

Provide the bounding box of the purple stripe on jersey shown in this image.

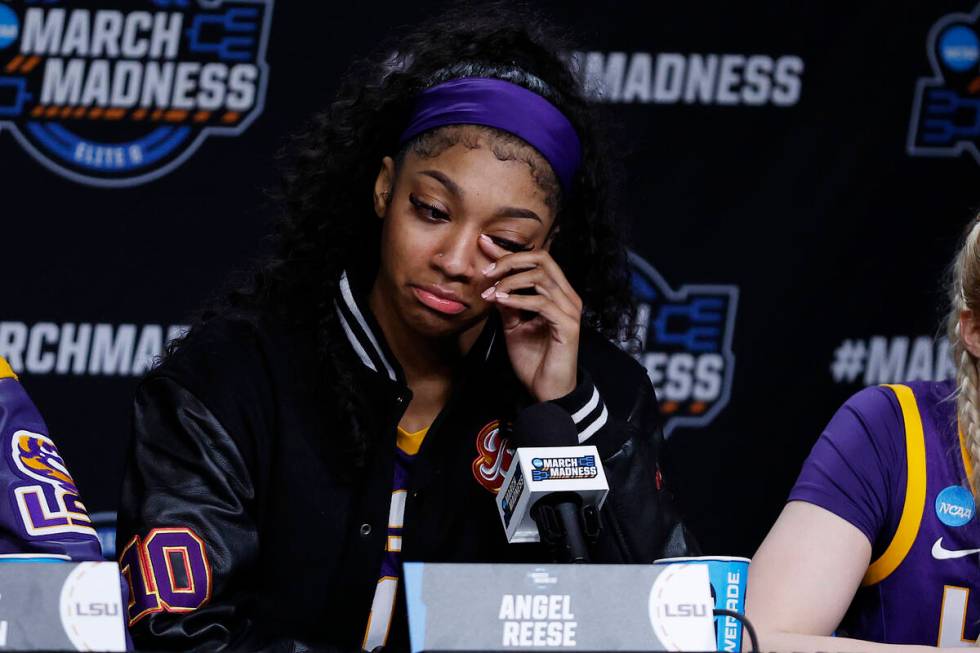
[363,439,423,649]
[376,447,418,589]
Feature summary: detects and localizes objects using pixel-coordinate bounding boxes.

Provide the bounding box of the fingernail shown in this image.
[495,291,510,299]
[482,262,496,275]
[480,234,494,244]
[481,287,495,299]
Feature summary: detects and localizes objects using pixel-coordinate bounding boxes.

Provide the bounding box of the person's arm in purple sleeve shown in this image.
[0,357,103,561]
[745,386,957,653]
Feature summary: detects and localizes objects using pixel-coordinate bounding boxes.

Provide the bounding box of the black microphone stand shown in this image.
[530,493,601,563]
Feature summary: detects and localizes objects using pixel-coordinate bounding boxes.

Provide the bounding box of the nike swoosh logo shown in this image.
[932,537,980,560]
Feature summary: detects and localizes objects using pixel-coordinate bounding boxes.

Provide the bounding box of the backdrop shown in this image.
[2,0,979,558]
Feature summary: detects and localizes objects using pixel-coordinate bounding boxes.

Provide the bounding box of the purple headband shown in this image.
[398,77,582,193]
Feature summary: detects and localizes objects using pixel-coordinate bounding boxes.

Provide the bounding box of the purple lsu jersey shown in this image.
[362,425,427,651]
[792,380,980,646]
[0,358,102,561]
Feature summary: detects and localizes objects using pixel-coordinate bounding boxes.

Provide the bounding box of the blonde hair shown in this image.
[947,214,980,498]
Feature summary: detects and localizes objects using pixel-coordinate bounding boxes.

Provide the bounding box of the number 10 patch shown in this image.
[119,527,212,625]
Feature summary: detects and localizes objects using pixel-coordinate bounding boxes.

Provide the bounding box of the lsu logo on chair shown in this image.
[908,4,980,163]
[7,429,95,538]
[624,251,738,437]
[0,0,273,187]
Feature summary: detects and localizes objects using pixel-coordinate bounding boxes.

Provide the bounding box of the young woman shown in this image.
[117,7,696,652]
[747,216,980,651]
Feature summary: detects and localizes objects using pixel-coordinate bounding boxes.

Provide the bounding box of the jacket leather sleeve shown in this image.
[119,376,378,653]
[546,366,700,563]
[118,376,261,651]
[119,377,357,652]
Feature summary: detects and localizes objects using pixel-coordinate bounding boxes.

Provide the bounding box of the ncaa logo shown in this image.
[935,485,975,527]
[908,4,980,163]
[0,0,273,187]
[623,251,738,437]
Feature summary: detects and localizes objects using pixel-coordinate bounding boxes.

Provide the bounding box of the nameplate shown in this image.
[0,561,126,651]
[405,562,714,652]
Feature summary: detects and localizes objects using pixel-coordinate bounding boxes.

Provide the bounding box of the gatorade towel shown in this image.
[656,556,750,652]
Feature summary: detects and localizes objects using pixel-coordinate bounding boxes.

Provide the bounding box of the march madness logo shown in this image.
[624,252,738,437]
[908,4,980,163]
[0,0,272,187]
[530,455,598,481]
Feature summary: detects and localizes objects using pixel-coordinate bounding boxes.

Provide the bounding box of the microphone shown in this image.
[495,403,609,563]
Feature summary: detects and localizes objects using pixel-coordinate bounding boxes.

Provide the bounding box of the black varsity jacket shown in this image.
[117,271,698,652]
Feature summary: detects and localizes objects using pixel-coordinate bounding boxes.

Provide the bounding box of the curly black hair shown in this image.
[186,3,634,468]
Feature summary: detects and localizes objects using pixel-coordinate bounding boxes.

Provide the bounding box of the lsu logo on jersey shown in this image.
[472,420,514,493]
[623,251,739,437]
[7,429,95,538]
[0,0,273,187]
[908,4,980,163]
